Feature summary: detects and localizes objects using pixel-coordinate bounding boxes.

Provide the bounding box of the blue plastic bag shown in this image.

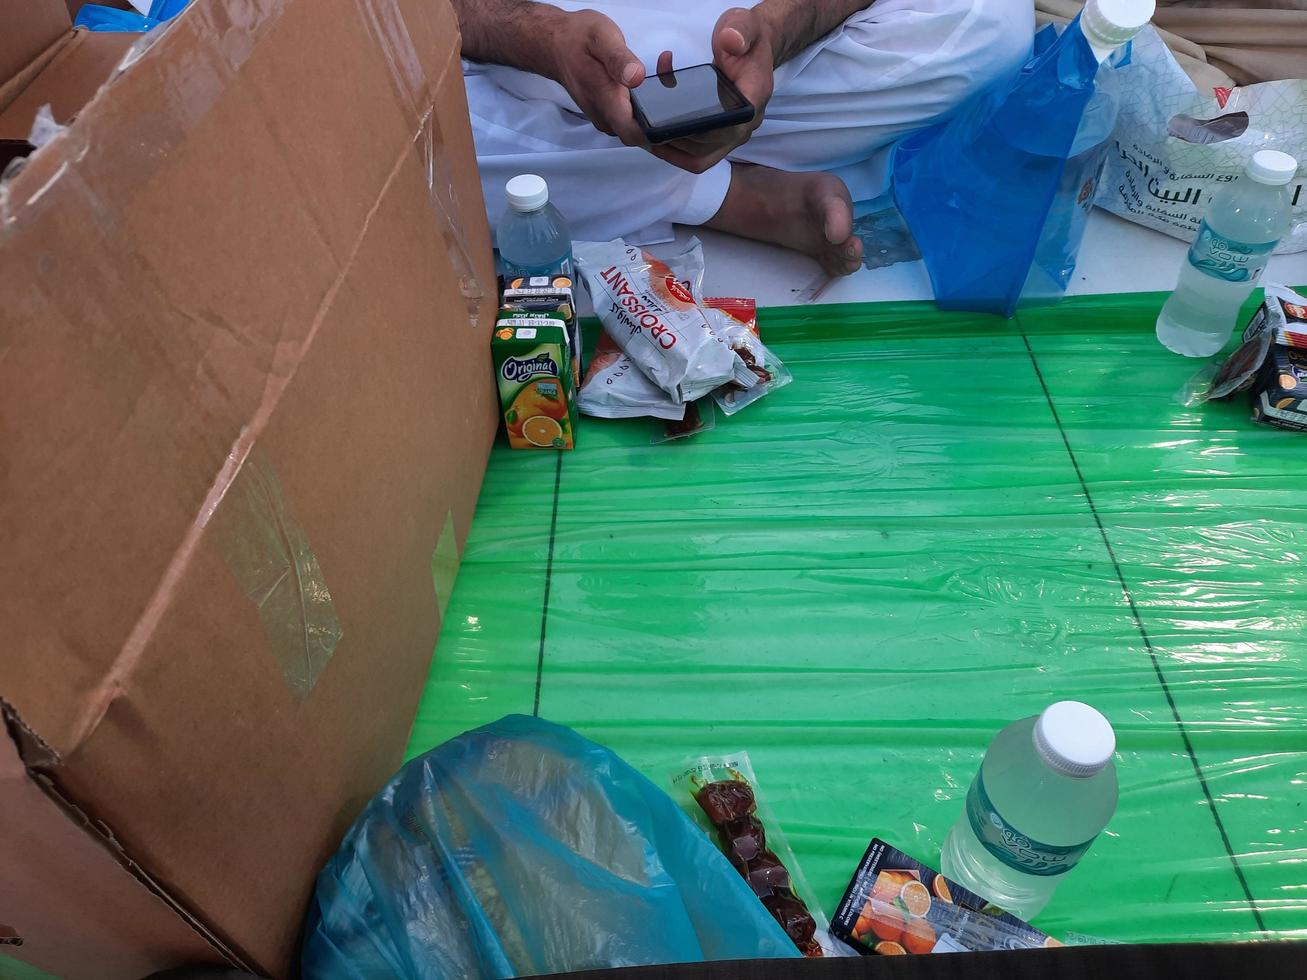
[894,16,1129,316]
[302,715,798,979]
[75,0,191,32]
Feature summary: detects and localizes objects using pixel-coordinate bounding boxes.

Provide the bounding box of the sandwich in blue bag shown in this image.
[75,0,191,32]
[302,715,798,979]
[894,0,1155,316]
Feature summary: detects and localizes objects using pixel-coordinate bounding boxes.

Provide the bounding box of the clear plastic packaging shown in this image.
[652,398,716,444]
[1178,284,1307,432]
[1175,330,1271,407]
[671,753,845,958]
[702,300,794,417]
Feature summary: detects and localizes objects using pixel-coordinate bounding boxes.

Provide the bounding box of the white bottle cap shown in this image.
[1247,150,1299,187]
[1081,0,1155,60]
[1034,701,1116,778]
[506,174,549,212]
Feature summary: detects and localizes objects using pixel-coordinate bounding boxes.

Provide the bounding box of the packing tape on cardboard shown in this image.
[356,0,488,327]
[432,509,460,621]
[205,442,343,699]
[419,108,487,329]
[354,0,429,121]
[104,0,289,153]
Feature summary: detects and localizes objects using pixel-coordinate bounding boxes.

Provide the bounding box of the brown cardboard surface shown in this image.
[0,0,497,976]
[0,30,136,139]
[0,0,69,86]
[0,728,222,977]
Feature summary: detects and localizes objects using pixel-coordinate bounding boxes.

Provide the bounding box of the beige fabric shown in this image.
[1036,1,1307,86]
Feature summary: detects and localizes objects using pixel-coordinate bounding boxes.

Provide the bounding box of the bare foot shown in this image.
[705,163,863,276]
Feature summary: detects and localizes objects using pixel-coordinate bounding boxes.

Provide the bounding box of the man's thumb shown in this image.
[591,24,644,87]
[614,54,644,87]
[715,9,756,58]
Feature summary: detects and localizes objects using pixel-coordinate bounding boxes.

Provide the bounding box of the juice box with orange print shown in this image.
[832,839,1059,955]
[492,310,577,450]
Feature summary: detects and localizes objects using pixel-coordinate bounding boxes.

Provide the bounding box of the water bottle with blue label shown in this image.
[941,702,1118,920]
[498,174,574,282]
[1156,150,1298,357]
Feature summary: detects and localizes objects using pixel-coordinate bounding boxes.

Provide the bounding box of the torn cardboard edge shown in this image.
[0,29,138,139]
[2,700,253,971]
[0,0,71,96]
[0,28,73,118]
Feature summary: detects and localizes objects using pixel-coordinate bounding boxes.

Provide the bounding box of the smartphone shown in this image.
[631,64,756,145]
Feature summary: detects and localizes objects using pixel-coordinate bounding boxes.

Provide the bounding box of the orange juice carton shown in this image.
[501,276,581,389]
[492,310,577,450]
[832,839,1061,955]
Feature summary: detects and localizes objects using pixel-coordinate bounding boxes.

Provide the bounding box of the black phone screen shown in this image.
[633,64,749,130]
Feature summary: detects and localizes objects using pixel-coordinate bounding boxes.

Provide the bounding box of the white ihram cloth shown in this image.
[467,0,1034,243]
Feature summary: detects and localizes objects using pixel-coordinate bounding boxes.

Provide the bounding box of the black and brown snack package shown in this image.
[1242,285,1307,432]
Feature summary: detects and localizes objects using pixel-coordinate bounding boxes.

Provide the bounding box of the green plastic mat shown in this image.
[406,290,1307,946]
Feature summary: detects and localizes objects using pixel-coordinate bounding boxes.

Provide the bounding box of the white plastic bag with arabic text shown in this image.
[1099,27,1305,253]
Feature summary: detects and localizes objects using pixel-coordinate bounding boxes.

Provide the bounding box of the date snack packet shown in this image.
[576,239,756,402]
[652,398,716,444]
[671,752,847,958]
[702,298,793,416]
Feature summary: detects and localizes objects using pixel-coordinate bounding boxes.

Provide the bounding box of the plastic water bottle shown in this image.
[1025,0,1150,300]
[498,174,573,281]
[941,702,1118,920]
[1156,150,1298,358]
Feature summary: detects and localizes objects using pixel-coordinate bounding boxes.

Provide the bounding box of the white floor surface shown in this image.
[676,209,1305,307]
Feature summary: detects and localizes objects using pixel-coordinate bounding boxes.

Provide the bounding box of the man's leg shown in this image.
[470,70,864,274]
[740,0,1035,201]
[701,0,1033,271]
[467,71,731,246]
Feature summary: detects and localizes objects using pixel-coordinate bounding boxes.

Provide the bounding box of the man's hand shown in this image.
[544,9,649,148]
[453,0,873,173]
[649,1,872,172]
[649,7,777,174]
[455,2,649,146]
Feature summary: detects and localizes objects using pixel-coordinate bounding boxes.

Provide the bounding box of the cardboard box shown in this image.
[0,1,498,977]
